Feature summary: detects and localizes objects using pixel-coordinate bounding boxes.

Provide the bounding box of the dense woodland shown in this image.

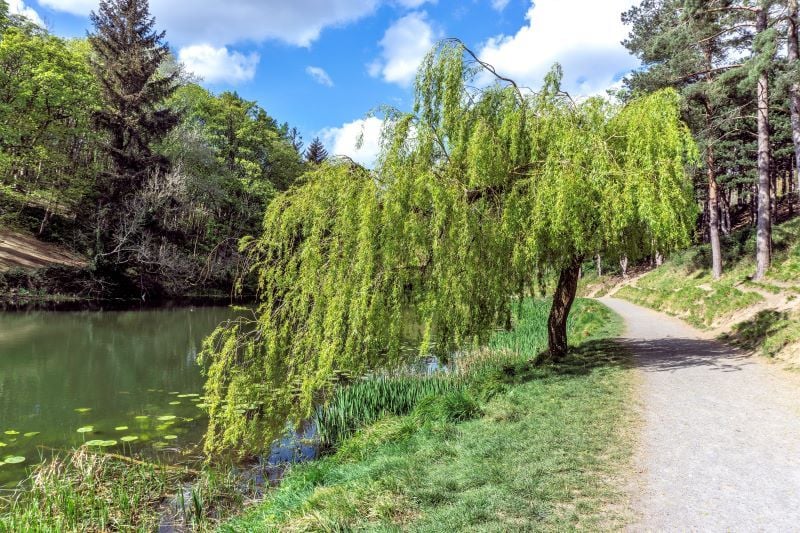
[623,0,800,280]
[0,0,324,299]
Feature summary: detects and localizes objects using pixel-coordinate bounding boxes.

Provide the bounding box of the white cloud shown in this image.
[178,44,260,84]
[371,11,439,86]
[490,0,510,11]
[306,66,334,87]
[479,0,639,96]
[38,0,380,47]
[319,117,383,167]
[8,0,44,26]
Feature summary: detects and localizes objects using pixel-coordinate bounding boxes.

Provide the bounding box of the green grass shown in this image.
[0,449,176,532]
[0,450,248,532]
[720,309,800,360]
[221,299,634,532]
[314,375,467,448]
[616,217,800,328]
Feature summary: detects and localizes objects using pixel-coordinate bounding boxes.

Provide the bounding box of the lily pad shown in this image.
[134,415,149,420]
[168,392,180,395]
[168,401,181,406]
[4,456,25,464]
[0,442,6,447]
[120,435,139,443]
[99,440,117,447]
[84,440,105,447]
[163,435,178,440]
[195,403,209,409]
[23,432,40,438]
[74,408,92,413]
[77,426,94,433]
[4,430,19,436]
[157,415,176,421]
[114,426,129,431]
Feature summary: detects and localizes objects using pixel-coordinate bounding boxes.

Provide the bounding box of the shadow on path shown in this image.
[617,337,754,373]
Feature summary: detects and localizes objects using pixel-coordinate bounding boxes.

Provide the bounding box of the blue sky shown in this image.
[10,0,640,164]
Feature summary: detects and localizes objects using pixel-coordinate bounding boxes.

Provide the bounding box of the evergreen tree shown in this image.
[623,0,747,279]
[304,137,329,164]
[89,0,179,205]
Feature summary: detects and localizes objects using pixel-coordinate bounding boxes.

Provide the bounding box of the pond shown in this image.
[0,305,234,487]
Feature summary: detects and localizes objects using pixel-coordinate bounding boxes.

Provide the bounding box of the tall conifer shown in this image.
[89,0,178,205]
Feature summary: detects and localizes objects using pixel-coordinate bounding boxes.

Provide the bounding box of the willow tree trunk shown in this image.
[755,7,772,281]
[547,256,582,360]
[789,0,800,205]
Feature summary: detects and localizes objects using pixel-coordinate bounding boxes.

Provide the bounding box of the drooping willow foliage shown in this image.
[199,40,698,455]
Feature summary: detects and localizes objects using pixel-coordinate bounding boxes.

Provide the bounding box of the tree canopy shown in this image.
[200,40,697,456]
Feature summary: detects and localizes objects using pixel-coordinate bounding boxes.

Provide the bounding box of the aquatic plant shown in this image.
[314,374,465,447]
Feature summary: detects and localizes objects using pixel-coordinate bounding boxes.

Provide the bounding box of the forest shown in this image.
[2,0,800,531]
[0,0,323,300]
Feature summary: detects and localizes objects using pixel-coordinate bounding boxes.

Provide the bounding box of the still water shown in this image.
[0,306,234,486]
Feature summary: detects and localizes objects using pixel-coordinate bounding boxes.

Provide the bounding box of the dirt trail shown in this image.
[0,230,85,271]
[601,297,800,532]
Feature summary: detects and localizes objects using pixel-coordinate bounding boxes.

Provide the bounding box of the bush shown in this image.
[411,391,481,425]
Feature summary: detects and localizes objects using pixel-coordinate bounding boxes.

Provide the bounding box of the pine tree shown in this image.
[304,137,329,164]
[623,0,744,280]
[89,0,179,205]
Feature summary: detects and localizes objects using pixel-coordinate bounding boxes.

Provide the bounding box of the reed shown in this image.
[314,374,465,447]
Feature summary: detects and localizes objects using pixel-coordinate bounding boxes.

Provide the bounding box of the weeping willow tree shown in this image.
[200,40,697,455]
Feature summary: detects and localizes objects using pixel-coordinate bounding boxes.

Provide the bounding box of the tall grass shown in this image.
[0,449,175,532]
[314,375,465,447]
[0,449,249,532]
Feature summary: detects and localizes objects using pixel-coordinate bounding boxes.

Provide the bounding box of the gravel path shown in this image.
[601,297,800,532]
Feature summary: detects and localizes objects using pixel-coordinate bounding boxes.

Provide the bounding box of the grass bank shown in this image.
[223,299,635,531]
[720,308,800,365]
[615,217,800,329]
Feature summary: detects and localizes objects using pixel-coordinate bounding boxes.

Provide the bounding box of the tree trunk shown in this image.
[720,188,731,235]
[547,256,582,361]
[755,6,772,281]
[703,48,723,279]
[620,256,629,279]
[707,143,723,279]
[789,0,800,208]
[596,254,602,277]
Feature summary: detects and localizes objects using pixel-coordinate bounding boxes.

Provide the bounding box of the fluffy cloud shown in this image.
[319,117,384,167]
[8,0,44,26]
[306,66,334,87]
[178,45,260,84]
[479,0,639,96]
[38,0,381,47]
[370,11,439,86]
